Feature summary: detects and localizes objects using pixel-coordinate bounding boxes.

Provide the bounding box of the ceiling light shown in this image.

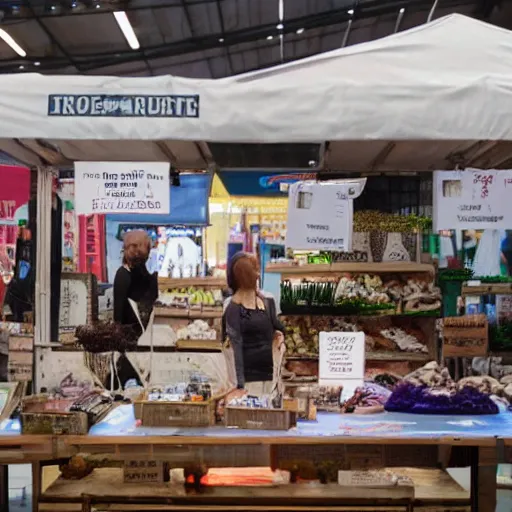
[113,11,140,50]
[276,23,283,30]
[399,8,405,13]
[71,1,77,7]
[347,9,354,15]
[95,3,100,8]
[18,65,24,70]
[296,27,305,34]
[0,29,26,57]
[267,35,273,40]
[34,61,40,66]
[218,37,224,42]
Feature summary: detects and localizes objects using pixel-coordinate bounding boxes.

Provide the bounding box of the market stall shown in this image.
[0,12,512,512]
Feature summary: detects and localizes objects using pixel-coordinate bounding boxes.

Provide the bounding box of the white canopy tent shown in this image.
[0,14,512,172]
[2,13,512,348]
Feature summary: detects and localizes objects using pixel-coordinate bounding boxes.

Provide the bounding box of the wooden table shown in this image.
[0,429,499,512]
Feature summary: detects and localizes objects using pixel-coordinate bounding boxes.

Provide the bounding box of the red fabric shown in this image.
[0,165,30,221]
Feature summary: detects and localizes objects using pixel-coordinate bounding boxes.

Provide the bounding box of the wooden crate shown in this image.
[225,406,297,430]
[21,394,89,435]
[443,315,488,357]
[134,394,221,427]
[21,411,88,434]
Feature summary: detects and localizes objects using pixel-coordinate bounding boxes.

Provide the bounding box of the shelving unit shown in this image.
[267,262,435,275]
[272,261,439,378]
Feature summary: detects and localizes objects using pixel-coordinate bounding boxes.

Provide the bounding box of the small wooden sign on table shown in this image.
[124,460,165,484]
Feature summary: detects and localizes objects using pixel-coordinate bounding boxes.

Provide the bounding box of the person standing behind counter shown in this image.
[223,252,284,395]
[111,230,158,388]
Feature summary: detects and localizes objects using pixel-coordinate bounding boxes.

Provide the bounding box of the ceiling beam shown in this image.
[27,0,79,72]
[180,0,216,78]
[0,0,221,21]
[215,0,234,75]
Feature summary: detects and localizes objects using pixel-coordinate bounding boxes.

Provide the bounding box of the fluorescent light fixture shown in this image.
[218,37,224,42]
[113,11,140,50]
[276,23,283,30]
[0,29,26,57]
[399,8,405,13]
[34,61,40,66]
[267,35,273,40]
[347,9,354,15]
[296,27,305,34]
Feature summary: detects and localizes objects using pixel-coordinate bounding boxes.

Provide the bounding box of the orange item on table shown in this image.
[200,467,282,486]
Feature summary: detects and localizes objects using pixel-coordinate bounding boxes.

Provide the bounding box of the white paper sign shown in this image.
[433,169,512,230]
[286,181,355,251]
[319,331,365,386]
[74,161,170,215]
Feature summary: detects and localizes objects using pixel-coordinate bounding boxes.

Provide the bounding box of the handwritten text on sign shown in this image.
[74,161,170,215]
[319,331,365,386]
[286,181,354,252]
[433,169,512,230]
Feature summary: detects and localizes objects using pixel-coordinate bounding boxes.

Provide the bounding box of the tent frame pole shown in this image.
[33,166,53,391]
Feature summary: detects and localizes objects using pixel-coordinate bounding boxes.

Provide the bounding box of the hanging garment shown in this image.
[473,229,501,277]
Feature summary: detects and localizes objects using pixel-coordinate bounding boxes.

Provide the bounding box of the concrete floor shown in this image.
[7,464,512,511]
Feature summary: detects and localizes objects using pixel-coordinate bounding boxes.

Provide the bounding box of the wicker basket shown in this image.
[133,392,224,427]
[225,406,297,430]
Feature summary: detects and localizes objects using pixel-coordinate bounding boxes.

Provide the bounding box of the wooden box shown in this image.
[21,411,88,434]
[443,315,488,357]
[21,394,89,435]
[225,406,297,430]
[133,394,221,427]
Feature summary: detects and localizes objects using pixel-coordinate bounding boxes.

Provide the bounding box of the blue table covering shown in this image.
[3,405,512,439]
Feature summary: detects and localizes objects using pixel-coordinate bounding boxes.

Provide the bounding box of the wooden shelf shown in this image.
[285,352,430,362]
[176,339,222,351]
[462,283,512,295]
[267,262,435,275]
[158,277,226,289]
[154,307,222,319]
[39,467,468,510]
[366,351,430,362]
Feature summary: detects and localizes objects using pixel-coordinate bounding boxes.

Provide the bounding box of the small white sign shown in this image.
[285,181,354,252]
[319,331,365,387]
[433,169,512,230]
[74,161,170,215]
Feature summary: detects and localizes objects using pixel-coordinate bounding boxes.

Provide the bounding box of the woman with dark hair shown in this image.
[114,230,158,336]
[111,230,158,388]
[223,252,284,395]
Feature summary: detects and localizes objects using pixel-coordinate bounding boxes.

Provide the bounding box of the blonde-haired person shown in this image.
[223,252,284,395]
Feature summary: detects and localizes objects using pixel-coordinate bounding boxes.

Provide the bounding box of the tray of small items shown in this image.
[133,376,226,427]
